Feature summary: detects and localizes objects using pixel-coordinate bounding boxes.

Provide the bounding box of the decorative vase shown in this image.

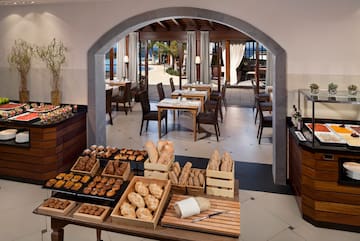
[348,89,357,96]
[19,90,29,103]
[51,90,61,106]
[328,88,337,96]
[310,88,319,95]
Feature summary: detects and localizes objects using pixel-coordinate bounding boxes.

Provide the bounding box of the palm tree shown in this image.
[156,41,179,69]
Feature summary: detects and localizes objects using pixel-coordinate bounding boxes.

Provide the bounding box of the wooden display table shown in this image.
[0,109,87,182]
[288,127,360,232]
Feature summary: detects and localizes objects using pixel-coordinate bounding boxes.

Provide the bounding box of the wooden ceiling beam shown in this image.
[157,21,169,30]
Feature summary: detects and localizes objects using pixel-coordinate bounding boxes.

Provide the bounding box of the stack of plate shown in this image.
[15,131,29,143]
[343,162,360,180]
[0,129,17,140]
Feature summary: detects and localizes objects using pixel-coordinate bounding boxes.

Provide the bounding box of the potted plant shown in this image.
[8,39,34,103]
[328,82,338,96]
[37,38,67,105]
[309,83,319,95]
[348,84,358,96]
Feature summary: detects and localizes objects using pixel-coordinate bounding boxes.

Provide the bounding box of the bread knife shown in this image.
[191,211,227,223]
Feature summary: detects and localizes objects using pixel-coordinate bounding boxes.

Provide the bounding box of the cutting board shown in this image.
[161,194,240,237]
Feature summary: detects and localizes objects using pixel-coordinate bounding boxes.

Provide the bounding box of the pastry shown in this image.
[106,189,116,197]
[98,189,106,196]
[91,188,98,195]
[198,173,205,186]
[128,192,145,208]
[71,175,82,182]
[45,179,57,187]
[144,194,159,211]
[54,180,65,188]
[120,202,136,218]
[93,176,102,182]
[101,177,108,183]
[136,155,144,162]
[108,178,116,185]
[112,184,121,191]
[56,173,66,180]
[80,175,91,183]
[90,145,97,150]
[128,155,136,161]
[88,181,96,188]
[136,207,153,221]
[83,187,91,194]
[96,182,104,189]
[64,173,73,181]
[135,181,149,196]
[71,182,82,191]
[82,149,91,155]
[149,183,163,199]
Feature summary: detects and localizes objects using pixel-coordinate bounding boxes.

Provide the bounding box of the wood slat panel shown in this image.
[161,194,240,237]
[302,186,360,205]
[315,201,360,216]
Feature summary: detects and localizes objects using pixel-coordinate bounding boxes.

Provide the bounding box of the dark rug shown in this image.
[175,155,293,195]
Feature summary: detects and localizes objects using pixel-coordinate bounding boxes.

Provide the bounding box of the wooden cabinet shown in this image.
[0,111,87,183]
[289,129,360,231]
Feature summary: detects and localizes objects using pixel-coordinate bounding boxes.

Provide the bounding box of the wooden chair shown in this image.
[156,82,166,101]
[106,88,113,125]
[112,82,132,114]
[169,77,175,92]
[197,95,221,141]
[257,101,273,144]
[208,84,227,122]
[139,91,167,136]
[251,79,270,124]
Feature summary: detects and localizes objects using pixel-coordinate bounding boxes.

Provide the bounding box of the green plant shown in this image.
[348,84,357,91]
[166,67,179,76]
[328,82,338,90]
[8,39,34,91]
[309,83,319,90]
[36,38,67,91]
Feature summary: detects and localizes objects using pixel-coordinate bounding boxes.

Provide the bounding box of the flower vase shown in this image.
[310,88,319,96]
[348,89,357,97]
[51,90,61,106]
[328,88,337,96]
[19,90,29,103]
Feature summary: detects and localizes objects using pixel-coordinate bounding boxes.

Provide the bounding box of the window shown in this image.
[244,41,267,60]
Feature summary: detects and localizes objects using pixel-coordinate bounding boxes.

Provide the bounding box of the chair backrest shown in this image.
[169,77,175,92]
[139,90,151,114]
[257,101,273,126]
[221,83,227,99]
[157,82,165,101]
[124,82,132,101]
[106,88,113,114]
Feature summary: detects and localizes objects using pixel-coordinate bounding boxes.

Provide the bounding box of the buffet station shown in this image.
[0,100,87,183]
[33,140,240,241]
[288,89,360,232]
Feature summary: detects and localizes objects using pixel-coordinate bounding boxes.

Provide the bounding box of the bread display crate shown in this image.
[70,157,100,177]
[110,176,171,229]
[206,162,235,198]
[144,158,173,180]
[73,203,111,223]
[37,198,76,216]
[101,160,131,181]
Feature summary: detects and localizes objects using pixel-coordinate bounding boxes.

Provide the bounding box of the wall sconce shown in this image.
[195,56,201,83]
[123,55,129,63]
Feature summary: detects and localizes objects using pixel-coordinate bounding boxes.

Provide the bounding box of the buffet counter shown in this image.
[0,105,87,183]
[288,123,360,232]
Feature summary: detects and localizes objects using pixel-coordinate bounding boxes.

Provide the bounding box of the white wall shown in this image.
[0,0,359,118]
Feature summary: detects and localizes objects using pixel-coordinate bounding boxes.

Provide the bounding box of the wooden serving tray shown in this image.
[144,158,173,172]
[73,203,110,223]
[71,157,100,177]
[110,176,171,229]
[161,194,240,237]
[101,160,131,181]
[37,198,76,216]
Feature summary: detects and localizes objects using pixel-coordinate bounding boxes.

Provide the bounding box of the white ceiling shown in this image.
[0,0,98,6]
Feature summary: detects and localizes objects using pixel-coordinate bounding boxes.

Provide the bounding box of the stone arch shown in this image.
[87,7,287,184]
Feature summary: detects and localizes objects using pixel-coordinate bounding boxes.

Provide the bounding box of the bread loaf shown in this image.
[169,171,178,185]
[145,141,158,163]
[178,162,192,185]
[208,150,221,170]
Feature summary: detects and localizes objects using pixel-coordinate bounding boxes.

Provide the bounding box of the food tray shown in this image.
[9,112,39,122]
[350,126,360,134]
[78,180,129,203]
[28,105,59,113]
[101,160,131,181]
[0,103,25,110]
[73,203,111,222]
[71,157,100,177]
[305,123,331,132]
[42,173,91,196]
[113,148,148,162]
[110,176,171,229]
[328,124,353,135]
[37,198,76,216]
[314,132,346,144]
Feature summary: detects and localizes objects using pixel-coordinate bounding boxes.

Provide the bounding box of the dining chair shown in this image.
[197,95,221,141]
[139,91,167,135]
[156,82,166,101]
[169,77,175,92]
[257,101,273,144]
[112,82,132,114]
[208,84,227,122]
[105,88,113,125]
[251,79,270,124]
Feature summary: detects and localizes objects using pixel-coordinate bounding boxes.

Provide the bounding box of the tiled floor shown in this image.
[1,103,359,241]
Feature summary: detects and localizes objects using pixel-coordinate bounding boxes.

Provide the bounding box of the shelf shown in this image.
[299,89,360,104]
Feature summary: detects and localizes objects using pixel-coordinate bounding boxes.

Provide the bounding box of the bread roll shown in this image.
[128,192,145,208]
[149,183,163,199]
[135,181,149,197]
[209,150,220,170]
[120,202,136,218]
[136,207,153,220]
[145,141,158,163]
[198,173,205,186]
[144,194,159,211]
[169,171,178,185]
[172,162,181,177]
[178,162,192,185]
[187,176,194,186]
[193,175,200,186]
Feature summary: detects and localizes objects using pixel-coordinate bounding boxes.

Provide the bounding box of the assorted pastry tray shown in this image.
[304,123,360,148]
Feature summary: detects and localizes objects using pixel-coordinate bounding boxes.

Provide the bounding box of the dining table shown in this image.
[171,89,208,112]
[182,83,213,99]
[157,98,202,141]
[105,80,131,87]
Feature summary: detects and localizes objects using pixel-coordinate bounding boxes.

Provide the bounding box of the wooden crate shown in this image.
[101,160,131,181]
[171,184,187,194]
[144,158,173,172]
[73,203,110,223]
[110,176,171,229]
[37,198,76,216]
[70,157,100,177]
[144,170,169,180]
[206,162,235,198]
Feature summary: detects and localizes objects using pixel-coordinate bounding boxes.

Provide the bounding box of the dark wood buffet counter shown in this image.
[0,110,87,183]
[288,127,360,232]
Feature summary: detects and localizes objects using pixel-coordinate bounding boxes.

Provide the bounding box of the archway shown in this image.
[87,7,287,184]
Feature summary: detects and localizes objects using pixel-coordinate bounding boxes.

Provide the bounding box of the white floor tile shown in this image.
[268,229,306,241]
